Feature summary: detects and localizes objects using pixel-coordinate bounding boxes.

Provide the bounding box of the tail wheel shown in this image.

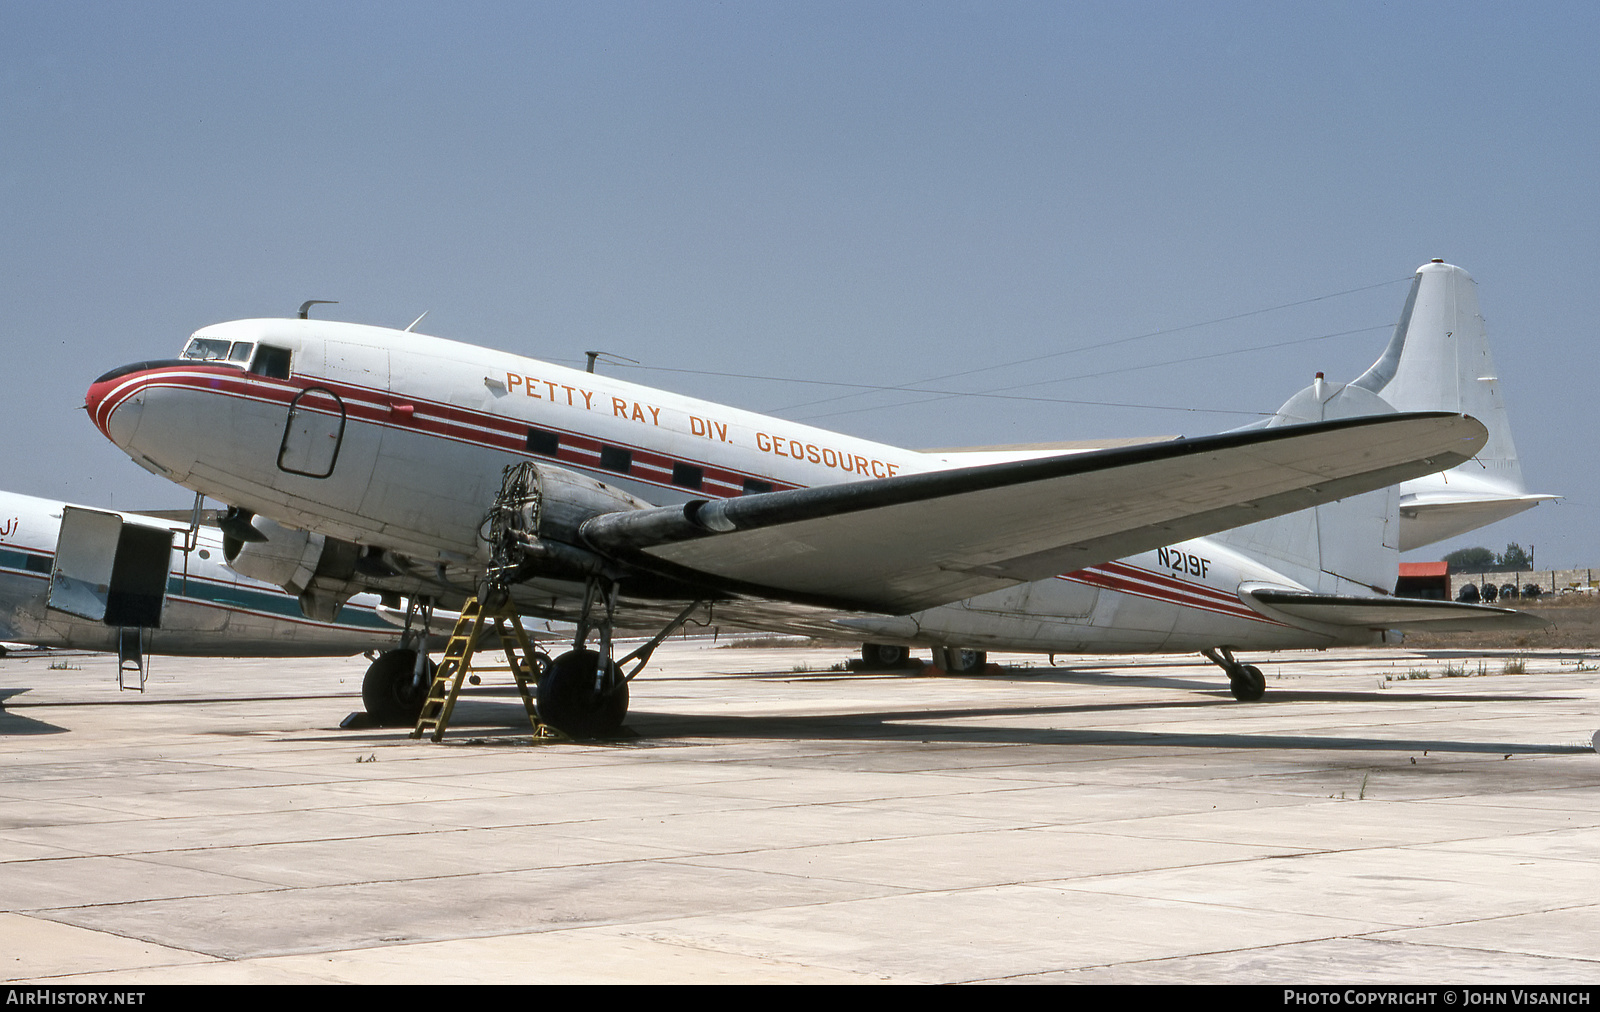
[1229,663,1266,702]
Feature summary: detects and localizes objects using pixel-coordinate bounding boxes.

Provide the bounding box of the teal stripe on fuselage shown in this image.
[0,548,53,574]
[166,573,392,630]
[2,545,389,632]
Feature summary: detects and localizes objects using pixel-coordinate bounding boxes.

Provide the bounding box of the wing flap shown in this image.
[582,412,1487,614]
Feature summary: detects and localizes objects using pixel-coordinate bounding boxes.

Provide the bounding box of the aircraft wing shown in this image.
[1244,590,1550,632]
[581,412,1487,614]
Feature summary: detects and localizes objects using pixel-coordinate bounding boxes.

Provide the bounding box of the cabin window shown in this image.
[250,345,292,380]
[526,428,560,456]
[742,478,773,496]
[227,341,254,362]
[671,462,703,490]
[599,445,632,474]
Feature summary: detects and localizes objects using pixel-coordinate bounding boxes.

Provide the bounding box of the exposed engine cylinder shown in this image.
[528,462,655,541]
[484,461,650,587]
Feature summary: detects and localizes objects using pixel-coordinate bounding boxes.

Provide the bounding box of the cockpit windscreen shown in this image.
[182,337,255,364]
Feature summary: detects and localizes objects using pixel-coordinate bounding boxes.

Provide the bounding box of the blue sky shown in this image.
[3,2,1596,568]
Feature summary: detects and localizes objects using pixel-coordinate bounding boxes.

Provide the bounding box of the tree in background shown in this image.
[1442,544,1533,572]
[1443,546,1496,571]
[1499,543,1532,570]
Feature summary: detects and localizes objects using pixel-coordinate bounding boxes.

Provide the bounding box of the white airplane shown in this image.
[0,489,414,688]
[84,261,1547,732]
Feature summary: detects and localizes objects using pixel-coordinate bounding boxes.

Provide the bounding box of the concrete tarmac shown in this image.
[2,641,1598,984]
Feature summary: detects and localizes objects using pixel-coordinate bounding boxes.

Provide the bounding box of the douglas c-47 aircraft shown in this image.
[84,261,1551,733]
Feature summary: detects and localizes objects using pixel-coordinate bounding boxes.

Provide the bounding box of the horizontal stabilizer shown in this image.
[1245,589,1549,632]
[581,412,1487,614]
[1397,491,1559,553]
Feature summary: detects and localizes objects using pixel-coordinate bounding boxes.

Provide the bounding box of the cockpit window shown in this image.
[181,337,234,361]
[181,337,257,367]
[249,345,292,380]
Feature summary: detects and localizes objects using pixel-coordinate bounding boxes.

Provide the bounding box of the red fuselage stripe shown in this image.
[1062,565,1280,625]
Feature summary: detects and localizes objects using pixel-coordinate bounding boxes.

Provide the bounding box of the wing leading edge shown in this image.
[581,412,1488,614]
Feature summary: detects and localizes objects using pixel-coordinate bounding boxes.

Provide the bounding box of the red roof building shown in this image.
[1396,561,1450,600]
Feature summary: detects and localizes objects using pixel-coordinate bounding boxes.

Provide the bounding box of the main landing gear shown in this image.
[536,649,629,737]
[1201,646,1266,701]
[362,597,438,726]
[858,643,989,674]
[860,643,911,668]
[362,648,436,725]
[932,646,989,674]
[534,578,705,738]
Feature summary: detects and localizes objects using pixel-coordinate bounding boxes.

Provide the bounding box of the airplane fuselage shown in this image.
[86,319,1387,656]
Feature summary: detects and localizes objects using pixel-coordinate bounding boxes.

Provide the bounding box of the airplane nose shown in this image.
[85,358,205,483]
[85,363,153,446]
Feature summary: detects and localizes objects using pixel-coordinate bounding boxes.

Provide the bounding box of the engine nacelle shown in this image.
[221,513,365,622]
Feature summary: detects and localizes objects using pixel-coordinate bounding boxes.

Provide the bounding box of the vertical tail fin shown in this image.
[1352,260,1553,550]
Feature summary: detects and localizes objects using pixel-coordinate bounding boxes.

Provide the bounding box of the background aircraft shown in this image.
[83,262,1545,732]
[0,489,412,689]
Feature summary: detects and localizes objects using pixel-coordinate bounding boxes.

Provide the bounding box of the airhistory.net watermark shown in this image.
[6,993,145,1005]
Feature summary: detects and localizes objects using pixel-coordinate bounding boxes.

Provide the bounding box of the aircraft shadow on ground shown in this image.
[0,689,68,735]
[365,684,1592,757]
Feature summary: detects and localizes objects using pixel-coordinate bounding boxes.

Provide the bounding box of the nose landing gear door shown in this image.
[47,506,174,690]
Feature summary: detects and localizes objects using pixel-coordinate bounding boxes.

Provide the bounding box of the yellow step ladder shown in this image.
[411,596,546,742]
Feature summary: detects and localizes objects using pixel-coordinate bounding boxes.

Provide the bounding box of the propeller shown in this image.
[217,506,267,559]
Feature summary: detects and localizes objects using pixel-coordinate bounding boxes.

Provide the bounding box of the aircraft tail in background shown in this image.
[1353,260,1556,551]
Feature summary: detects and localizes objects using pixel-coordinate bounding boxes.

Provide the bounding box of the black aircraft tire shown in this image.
[860,643,911,668]
[537,649,629,737]
[1230,663,1266,702]
[362,649,434,726]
